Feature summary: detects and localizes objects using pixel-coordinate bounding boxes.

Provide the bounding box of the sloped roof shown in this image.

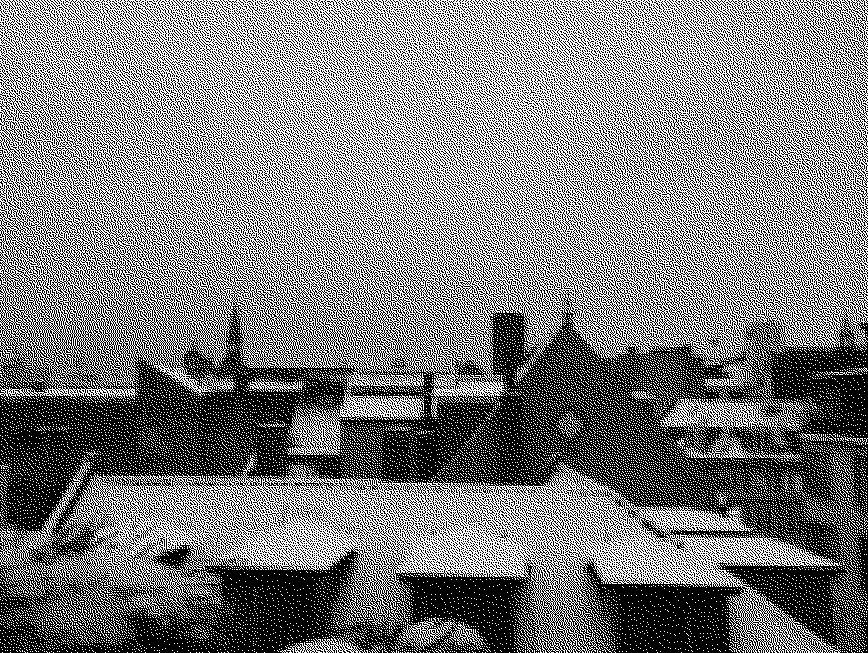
[435,321,720,509]
[435,322,604,485]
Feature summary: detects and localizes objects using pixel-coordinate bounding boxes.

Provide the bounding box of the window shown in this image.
[854,454,868,507]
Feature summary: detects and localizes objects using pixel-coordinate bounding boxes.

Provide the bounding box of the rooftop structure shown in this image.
[54,471,842,653]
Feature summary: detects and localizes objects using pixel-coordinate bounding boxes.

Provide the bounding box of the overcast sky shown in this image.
[0,0,864,373]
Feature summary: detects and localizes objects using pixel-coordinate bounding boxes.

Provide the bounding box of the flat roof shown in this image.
[160,367,203,394]
[248,380,305,393]
[340,395,423,421]
[637,508,753,536]
[815,367,868,378]
[684,450,801,461]
[433,383,504,399]
[0,387,137,399]
[211,517,357,572]
[679,537,842,572]
[159,367,238,394]
[398,530,530,579]
[662,399,806,431]
[802,433,868,447]
[348,374,424,391]
[67,474,761,630]
[590,526,743,591]
[706,377,744,388]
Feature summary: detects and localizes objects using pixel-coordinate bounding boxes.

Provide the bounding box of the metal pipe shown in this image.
[40,450,99,544]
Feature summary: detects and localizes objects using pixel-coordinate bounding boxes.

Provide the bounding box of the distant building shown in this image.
[0,384,138,528]
[339,373,504,481]
[136,363,252,475]
[839,310,857,350]
[770,347,864,401]
[800,433,868,653]
[437,311,720,509]
[744,321,784,402]
[806,368,867,436]
[609,345,705,410]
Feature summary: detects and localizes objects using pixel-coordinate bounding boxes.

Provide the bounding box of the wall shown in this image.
[136,363,257,476]
[201,391,256,476]
[435,392,526,485]
[432,402,496,478]
[136,362,203,474]
[771,348,861,401]
[729,585,839,653]
[792,440,868,653]
[826,446,868,653]
[0,393,139,528]
[340,422,388,479]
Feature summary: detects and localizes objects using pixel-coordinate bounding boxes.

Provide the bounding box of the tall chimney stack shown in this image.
[422,372,434,425]
[562,291,574,332]
[492,313,526,390]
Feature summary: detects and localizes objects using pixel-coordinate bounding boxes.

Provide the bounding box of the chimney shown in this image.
[562,291,574,332]
[492,313,526,390]
[839,309,856,350]
[422,372,434,425]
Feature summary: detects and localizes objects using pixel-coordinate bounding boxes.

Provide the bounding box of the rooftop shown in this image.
[662,399,808,432]
[814,367,868,379]
[159,367,235,394]
[248,380,306,393]
[637,508,753,537]
[802,433,868,447]
[339,395,423,421]
[56,470,842,652]
[678,536,842,572]
[0,387,137,399]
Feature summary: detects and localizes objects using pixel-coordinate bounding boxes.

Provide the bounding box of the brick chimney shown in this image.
[492,313,526,390]
[562,291,574,332]
[422,372,434,425]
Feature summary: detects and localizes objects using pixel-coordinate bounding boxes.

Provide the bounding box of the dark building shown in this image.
[770,347,863,401]
[804,369,867,436]
[0,387,139,529]
[438,312,719,508]
[609,345,705,409]
[136,362,255,475]
[839,311,857,351]
[492,313,526,390]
